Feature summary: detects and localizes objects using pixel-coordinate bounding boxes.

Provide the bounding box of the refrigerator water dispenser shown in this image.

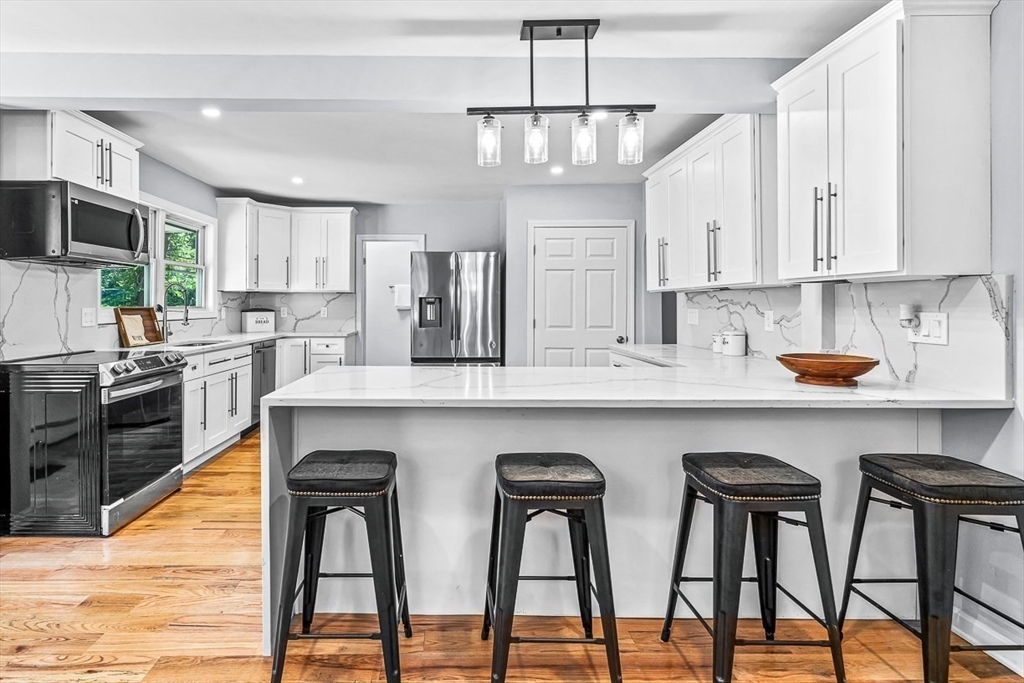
[419,297,442,327]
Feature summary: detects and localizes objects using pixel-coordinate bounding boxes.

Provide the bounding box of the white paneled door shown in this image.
[532,224,633,368]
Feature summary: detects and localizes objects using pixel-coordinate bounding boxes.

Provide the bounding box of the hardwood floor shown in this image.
[1,431,1019,682]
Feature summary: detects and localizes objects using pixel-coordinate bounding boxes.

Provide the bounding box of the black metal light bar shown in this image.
[467,19,655,117]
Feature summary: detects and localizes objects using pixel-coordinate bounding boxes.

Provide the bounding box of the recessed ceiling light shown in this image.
[201,107,221,118]
[291,177,304,185]
[550,166,564,175]
[592,111,608,120]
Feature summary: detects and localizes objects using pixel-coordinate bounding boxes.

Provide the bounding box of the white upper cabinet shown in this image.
[644,113,773,292]
[217,199,356,293]
[290,210,357,292]
[773,0,996,281]
[0,110,142,202]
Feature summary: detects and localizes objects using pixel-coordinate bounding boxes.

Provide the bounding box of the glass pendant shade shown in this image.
[617,113,644,165]
[523,114,549,164]
[571,114,597,166]
[477,116,501,167]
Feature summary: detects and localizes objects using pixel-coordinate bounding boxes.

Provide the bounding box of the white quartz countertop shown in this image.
[104,331,356,357]
[264,354,1013,409]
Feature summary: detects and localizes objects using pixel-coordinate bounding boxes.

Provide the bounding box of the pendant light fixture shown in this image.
[477,115,501,167]
[617,112,644,165]
[524,114,549,164]
[571,114,597,165]
[468,19,655,167]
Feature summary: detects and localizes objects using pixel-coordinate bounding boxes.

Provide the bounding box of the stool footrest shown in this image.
[511,636,606,645]
[289,631,381,641]
[850,580,1024,631]
[519,575,576,581]
[319,572,374,579]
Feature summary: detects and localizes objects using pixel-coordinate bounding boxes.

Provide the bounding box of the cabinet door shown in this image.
[715,117,757,286]
[202,371,232,450]
[50,112,101,191]
[665,163,690,288]
[230,365,253,434]
[291,213,321,291]
[104,137,140,202]
[687,140,718,287]
[183,378,205,465]
[321,212,354,291]
[644,173,669,291]
[828,24,899,277]
[777,63,830,279]
[256,208,292,290]
[276,339,308,387]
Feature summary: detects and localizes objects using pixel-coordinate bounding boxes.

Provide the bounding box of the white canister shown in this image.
[711,333,723,353]
[721,330,747,357]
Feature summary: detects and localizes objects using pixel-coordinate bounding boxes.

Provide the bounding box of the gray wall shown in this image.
[354,202,500,251]
[139,153,219,216]
[942,1,1023,671]
[503,184,659,367]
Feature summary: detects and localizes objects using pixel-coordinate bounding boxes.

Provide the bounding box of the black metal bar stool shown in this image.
[661,452,846,683]
[480,452,622,683]
[271,450,413,683]
[839,453,1024,683]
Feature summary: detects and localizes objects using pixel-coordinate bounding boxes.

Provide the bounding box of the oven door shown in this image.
[101,372,183,506]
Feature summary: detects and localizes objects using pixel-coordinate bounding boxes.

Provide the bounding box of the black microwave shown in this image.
[0,180,148,269]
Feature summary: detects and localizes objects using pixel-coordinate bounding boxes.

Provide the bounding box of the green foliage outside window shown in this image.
[101,217,205,309]
[101,265,147,308]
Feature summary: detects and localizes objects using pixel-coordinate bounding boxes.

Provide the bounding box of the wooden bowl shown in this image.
[776,353,880,387]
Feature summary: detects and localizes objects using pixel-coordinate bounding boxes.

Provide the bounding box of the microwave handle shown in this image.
[131,208,146,260]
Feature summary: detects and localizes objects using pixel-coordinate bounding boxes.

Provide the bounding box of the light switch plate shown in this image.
[280,306,289,317]
[81,307,96,327]
[908,312,948,345]
[320,307,328,318]
[687,309,699,325]
[764,310,774,332]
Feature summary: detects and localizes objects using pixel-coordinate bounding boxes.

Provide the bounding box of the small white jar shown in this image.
[711,333,723,353]
[721,330,747,357]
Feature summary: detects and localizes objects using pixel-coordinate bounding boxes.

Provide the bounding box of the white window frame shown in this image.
[98,193,218,325]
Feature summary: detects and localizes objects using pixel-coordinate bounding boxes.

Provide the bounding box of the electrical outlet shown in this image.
[687,309,699,325]
[81,307,96,327]
[908,312,948,346]
[320,307,328,318]
[764,310,774,332]
[280,306,289,318]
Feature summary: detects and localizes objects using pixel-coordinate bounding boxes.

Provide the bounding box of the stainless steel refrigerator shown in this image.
[411,251,502,365]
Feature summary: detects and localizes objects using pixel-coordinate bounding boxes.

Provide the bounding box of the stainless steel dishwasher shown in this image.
[249,340,277,429]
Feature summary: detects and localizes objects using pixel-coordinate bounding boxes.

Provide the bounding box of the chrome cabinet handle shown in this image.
[714,220,722,279]
[285,256,290,288]
[662,239,668,286]
[706,222,713,282]
[827,182,837,267]
[656,238,663,286]
[106,143,113,186]
[813,187,823,272]
[255,254,260,288]
[304,341,308,375]
[201,381,207,429]
[96,139,104,183]
[322,257,327,288]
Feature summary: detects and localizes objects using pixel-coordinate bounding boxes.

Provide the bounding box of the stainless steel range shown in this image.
[1,349,187,536]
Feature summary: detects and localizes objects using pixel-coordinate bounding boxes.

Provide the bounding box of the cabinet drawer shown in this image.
[183,355,205,381]
[309,338,345,355]
[204,345,253,374]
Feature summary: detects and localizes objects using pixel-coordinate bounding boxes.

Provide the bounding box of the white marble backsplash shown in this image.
[248,292,357,334]
[0,261,247,360]
[676,275,1013,398]
[677,287,803,359]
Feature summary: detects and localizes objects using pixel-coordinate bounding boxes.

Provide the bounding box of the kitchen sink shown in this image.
[173,340,223,347]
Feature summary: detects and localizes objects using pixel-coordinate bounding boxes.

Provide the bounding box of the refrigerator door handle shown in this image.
[451,253,461,358]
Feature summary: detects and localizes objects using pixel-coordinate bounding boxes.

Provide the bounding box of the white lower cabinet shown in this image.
[277,337,352,387]
[181,346,254,470]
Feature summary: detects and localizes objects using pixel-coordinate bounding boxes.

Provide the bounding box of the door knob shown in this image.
[616,336,627,344]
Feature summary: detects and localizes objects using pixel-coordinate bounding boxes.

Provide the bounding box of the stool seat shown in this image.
[495,452,605,499]
[860,453,1024,504]
[287,450,397,496]
[682,452,821,501]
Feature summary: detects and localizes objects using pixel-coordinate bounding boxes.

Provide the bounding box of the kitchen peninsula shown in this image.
[259,361,1013,653]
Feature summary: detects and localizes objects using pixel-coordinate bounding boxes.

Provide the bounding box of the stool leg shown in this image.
[1016,509,1024,555]
[584,500,623,683]
[839,477,873,630]
[712,500,748,683]
[481,486,501,641]
[301,505,327,634]
[805,502,847,683]
[751,512,779,641]
[661,480,697,642]
[271,497,308,683]
[491,497,527,683]
[913,501,959,683]
[390,487,413,638]
[366,496,401,683]
[568,510,594,639]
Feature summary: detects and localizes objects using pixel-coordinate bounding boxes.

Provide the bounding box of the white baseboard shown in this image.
[184,434,240,475]
[953,613,1024,676]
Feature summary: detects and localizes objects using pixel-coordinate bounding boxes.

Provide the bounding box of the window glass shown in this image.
[101,265,148,308]
[164,222,200,264]
[164,265,202,307]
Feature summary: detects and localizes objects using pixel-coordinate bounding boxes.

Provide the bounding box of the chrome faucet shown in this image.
[161,283,191,339]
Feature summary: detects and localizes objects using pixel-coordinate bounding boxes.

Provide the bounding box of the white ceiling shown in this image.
[1,1,885,59]
[5,0,887,205]
[90,111,720,204]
